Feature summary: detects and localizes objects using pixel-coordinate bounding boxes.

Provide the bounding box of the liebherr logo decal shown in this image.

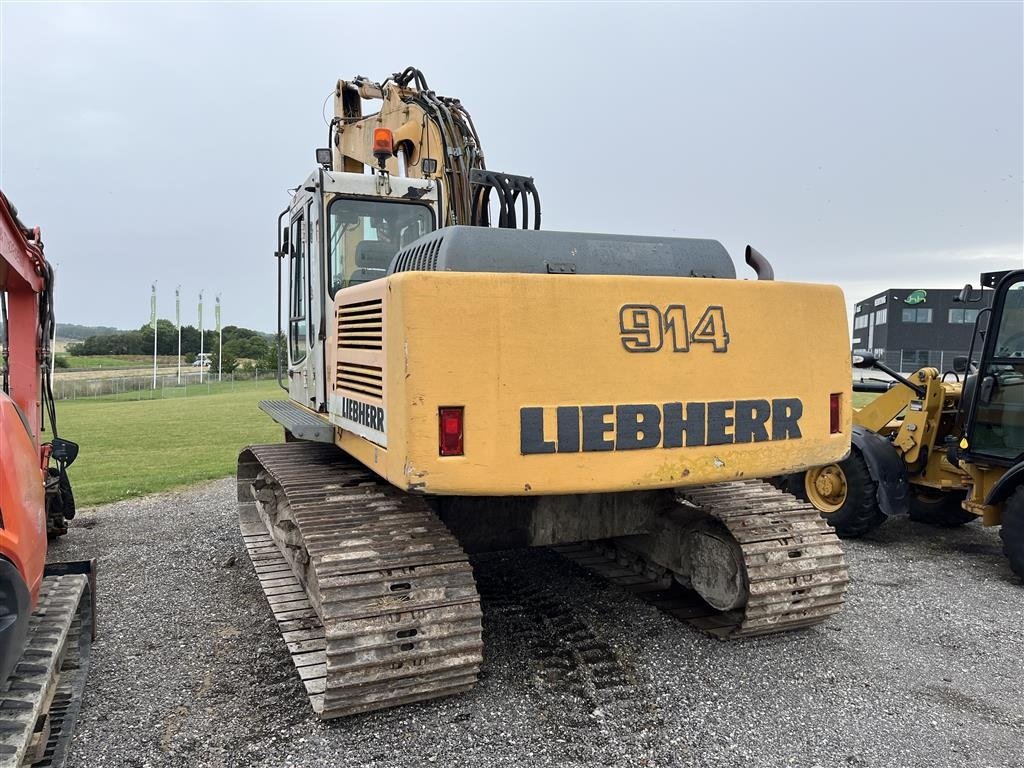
[619,304,729,353]
[332,394,387,447]
[340,396,385,432]
[519,399,803,455]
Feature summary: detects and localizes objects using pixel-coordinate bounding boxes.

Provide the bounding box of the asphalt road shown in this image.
[49,479,1024,768]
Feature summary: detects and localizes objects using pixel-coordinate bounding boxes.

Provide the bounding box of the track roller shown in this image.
[559,480,849,638]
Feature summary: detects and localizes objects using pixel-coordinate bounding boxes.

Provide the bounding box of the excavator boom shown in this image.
[329,68,540,229]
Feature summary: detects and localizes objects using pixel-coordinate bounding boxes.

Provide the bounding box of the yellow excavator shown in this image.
[237,67,855,719]
[785,270,1024,579]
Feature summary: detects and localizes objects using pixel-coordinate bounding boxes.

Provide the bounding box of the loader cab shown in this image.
[962,270,1024,464]
[279,170,438,412]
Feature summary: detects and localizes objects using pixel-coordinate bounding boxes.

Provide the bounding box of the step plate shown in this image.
[259,400,334,443]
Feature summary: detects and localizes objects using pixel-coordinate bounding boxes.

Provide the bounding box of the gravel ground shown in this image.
[49,479,1023,768]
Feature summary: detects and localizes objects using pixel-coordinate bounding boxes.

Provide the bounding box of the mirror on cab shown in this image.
[279,227,291,258]
[955,283,974,304]
[953,356,971,374]
[979,375,996,404]
[851,351,877,369]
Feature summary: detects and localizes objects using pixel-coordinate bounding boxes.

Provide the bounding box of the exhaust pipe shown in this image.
[744,245,774,281]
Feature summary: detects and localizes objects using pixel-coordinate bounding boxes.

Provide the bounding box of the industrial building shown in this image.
[851,286,993,372]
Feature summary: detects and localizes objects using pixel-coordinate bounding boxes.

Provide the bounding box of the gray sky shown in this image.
[2,1,1021,332]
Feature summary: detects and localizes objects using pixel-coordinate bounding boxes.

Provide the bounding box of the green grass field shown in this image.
[58,379,283,507]
[72,378,264,404]
[59,354,180,370]
[852,391,879,408]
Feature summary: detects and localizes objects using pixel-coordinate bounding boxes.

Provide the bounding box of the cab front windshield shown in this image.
[971,278,1024,461]
[328,198,433,296]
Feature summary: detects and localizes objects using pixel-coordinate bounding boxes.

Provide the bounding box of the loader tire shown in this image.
[907,489,975,527]
[793,451,886,538]
[999,485,1024,581]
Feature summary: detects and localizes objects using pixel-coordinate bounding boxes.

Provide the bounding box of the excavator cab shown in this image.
[278,170,440,413]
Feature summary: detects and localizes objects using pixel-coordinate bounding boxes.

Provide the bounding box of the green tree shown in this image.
[210,349,239,375]
[178,325,202,357]
[260,332,285,372]
[154,319,178,355]
[62,322,275,362]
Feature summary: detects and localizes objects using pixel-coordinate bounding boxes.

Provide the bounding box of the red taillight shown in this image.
[439,407,464,456]
[830,393,841,434]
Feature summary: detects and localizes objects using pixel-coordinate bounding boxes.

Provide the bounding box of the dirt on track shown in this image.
[48,479,1024,768]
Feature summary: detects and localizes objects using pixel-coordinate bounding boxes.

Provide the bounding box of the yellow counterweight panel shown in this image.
[330,272,851,496]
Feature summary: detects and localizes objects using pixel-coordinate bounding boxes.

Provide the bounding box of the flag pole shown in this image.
[216,294,222,382]
[176,285,182,385]
[151,282,158,390]
[198,290,204,384]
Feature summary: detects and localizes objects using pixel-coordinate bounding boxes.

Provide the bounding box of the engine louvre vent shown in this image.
[337,298,382,350]
[390,232,444,274]
[336,361,383,400]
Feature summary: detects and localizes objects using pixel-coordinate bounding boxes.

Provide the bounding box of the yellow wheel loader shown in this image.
[237,67,857,719]
[786,270,1024,579]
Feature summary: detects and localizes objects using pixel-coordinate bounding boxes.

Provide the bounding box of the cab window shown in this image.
[970,278,1024,461]
[288,213,308,363]
[328,199,433,297]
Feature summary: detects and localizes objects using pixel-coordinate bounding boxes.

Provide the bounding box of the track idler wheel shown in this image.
[683,523,747,612]
[584,481,849,638]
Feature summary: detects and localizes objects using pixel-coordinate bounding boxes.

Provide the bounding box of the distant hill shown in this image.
[0,321,123,340]
[55,323,123,340]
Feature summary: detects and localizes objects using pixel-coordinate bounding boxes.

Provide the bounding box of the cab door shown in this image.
[286,194,330,413]
[966,272,1024,463]
[286,205,313,406]
[306,193,327,413]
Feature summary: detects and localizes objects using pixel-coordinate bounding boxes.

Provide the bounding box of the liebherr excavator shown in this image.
[238,67,854,719]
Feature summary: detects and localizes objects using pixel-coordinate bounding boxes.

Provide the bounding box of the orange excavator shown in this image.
[0,190,94,766]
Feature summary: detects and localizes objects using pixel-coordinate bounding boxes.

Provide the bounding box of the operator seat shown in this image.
[347,240,396,287]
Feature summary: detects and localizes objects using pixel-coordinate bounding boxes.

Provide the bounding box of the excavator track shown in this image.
[0,574,92,768]
[555,481,848,638]
[237,442,482,719]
